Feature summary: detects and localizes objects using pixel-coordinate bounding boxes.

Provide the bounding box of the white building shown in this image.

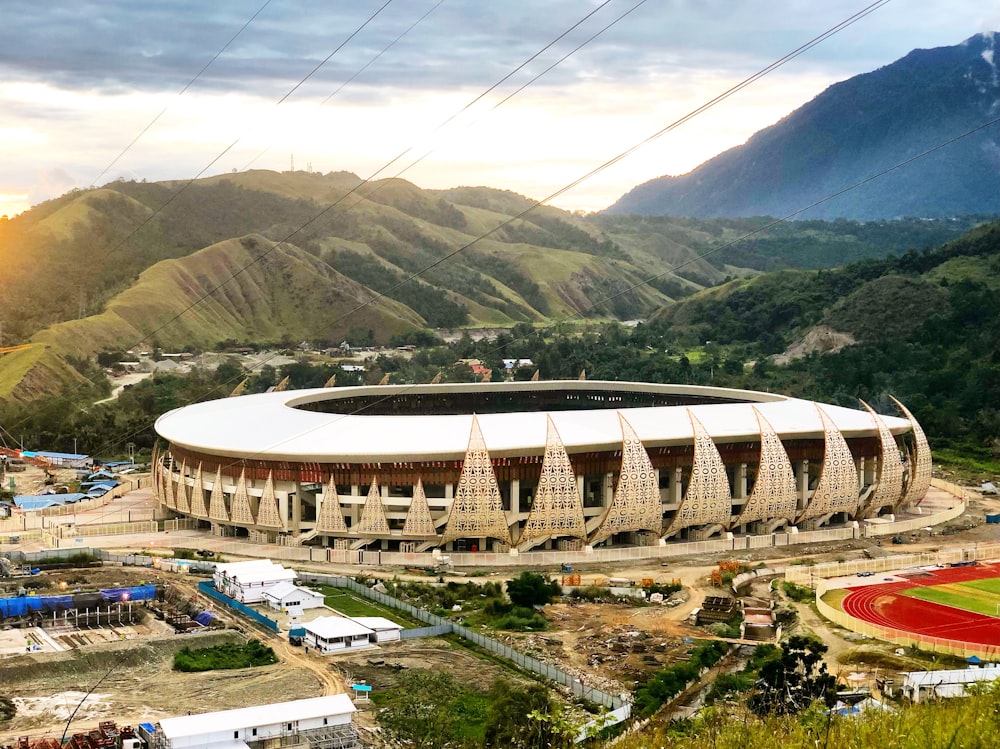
[304,616,376,653]
[262,581,326,614]
[900,665,1000,702]
[213,560,298,604]
[153,694,357,749]
[351,616,403,642]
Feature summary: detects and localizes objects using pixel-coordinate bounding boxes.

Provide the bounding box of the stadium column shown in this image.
[292,481,302,530]
[351,484,361,528]
[735,463,748,499]
[381,483,391,549]
[856,457,866,491]
[796,460,810,511]
[280,491,290,529]
[510,478,520,515]
[670,468,682,506]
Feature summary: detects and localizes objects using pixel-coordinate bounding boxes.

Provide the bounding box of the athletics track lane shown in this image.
[839,563,1000,648]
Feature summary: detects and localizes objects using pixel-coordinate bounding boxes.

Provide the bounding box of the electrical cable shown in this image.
[91,0,276,188]
[88,111,1000,473]
[8,0,902,457]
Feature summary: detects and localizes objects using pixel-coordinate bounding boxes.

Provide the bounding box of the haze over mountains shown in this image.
[1,33,998,404]
[608,32,1000,220]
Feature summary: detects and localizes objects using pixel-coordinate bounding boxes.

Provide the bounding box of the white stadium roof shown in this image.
[155,381,911,463]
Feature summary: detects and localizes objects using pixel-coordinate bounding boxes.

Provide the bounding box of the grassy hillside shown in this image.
[2,235,421,401]
[0,170,984,404]
[647,219,1000,464]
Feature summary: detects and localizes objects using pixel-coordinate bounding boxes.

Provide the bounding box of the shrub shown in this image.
[781,581,814,603]
[173,640,278,672]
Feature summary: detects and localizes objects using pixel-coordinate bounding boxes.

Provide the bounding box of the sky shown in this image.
[0,0,997,218]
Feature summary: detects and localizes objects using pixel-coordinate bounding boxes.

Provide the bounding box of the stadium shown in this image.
[151,380,931,553]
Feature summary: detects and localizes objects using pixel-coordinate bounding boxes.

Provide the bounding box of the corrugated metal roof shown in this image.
[157,694,355,739]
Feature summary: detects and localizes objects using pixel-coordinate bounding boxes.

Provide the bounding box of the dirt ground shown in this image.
[0,629,323,743]
[3,482,997,743]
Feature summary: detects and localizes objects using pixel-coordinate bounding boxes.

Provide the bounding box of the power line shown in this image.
[82,0,645,363]
[242,0,447,172]
[26,1,397,335]
[72,0,968,468]
[91,0,275,187]
[189,112,1000,474]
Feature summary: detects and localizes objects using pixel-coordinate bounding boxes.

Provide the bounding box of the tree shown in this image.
[483,680,574,748]
[506,572,561,608]
[748,635,836,716]
[377,671,465,749]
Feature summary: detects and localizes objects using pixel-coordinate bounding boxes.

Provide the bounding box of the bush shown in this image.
[634,641,729,717]
[506,572,561,608]
[781,581,814,603]
[173,640,278,672]
[492,606,549,631]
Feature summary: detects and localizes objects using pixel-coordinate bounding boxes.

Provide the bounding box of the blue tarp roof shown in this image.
[26,451,91,461]
[13,493,88,510]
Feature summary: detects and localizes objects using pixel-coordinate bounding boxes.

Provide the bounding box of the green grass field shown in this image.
[317,587,423,626]
[901,577,1000,618]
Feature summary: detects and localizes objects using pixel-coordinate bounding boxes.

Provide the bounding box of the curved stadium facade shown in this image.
[152,381,932,553]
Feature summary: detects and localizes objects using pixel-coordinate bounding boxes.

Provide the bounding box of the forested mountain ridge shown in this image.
[0,170,985,404]
[607,32,1000,219]
[646,219,1000,460]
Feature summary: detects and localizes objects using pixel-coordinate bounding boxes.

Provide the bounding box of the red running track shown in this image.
[839,562,1000,648]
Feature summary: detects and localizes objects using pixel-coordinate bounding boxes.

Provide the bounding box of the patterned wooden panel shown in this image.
[590,414,663,543]
[175,460,191,514]
[665,410,733,534]
[316,475,348,534]
[402,478,438,537]
[256,472,284,529]
[798,406,860,521]
[208,468,230,522]
[733,408,798,526]
[856,400,904,518]
[357,478,390,536]
[230,469,256,525]
[522,416,586,542]
[442,415,512,545]
[891,396,933,510]
[189,463,209,518]
[162,461,176,510]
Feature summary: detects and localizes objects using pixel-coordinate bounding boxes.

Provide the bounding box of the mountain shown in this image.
[0,168,986,404]
[645,218,1000,457]
[0,171,729,402]
[608,32,1000,220]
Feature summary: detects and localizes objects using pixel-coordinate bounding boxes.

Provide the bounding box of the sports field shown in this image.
[903,576,1000,618]
[835,562,1000,649]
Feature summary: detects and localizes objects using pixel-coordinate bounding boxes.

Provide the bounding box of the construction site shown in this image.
[0,468,998,748]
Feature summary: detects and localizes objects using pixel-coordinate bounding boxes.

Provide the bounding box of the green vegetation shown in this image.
[506,572,562,608]
[619,681,1000,749]
[781,581,815,603]
[705,643,780,705]
[375,671,581,749]
[633,640,729,717]
[748,635,836,716]
[382,576,554,631]
[172,639,278,672]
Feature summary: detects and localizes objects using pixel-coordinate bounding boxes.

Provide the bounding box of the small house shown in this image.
[262,582,326,614]
[303,616,375,653]
[213,560,298,604]
[351,616,403,642]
